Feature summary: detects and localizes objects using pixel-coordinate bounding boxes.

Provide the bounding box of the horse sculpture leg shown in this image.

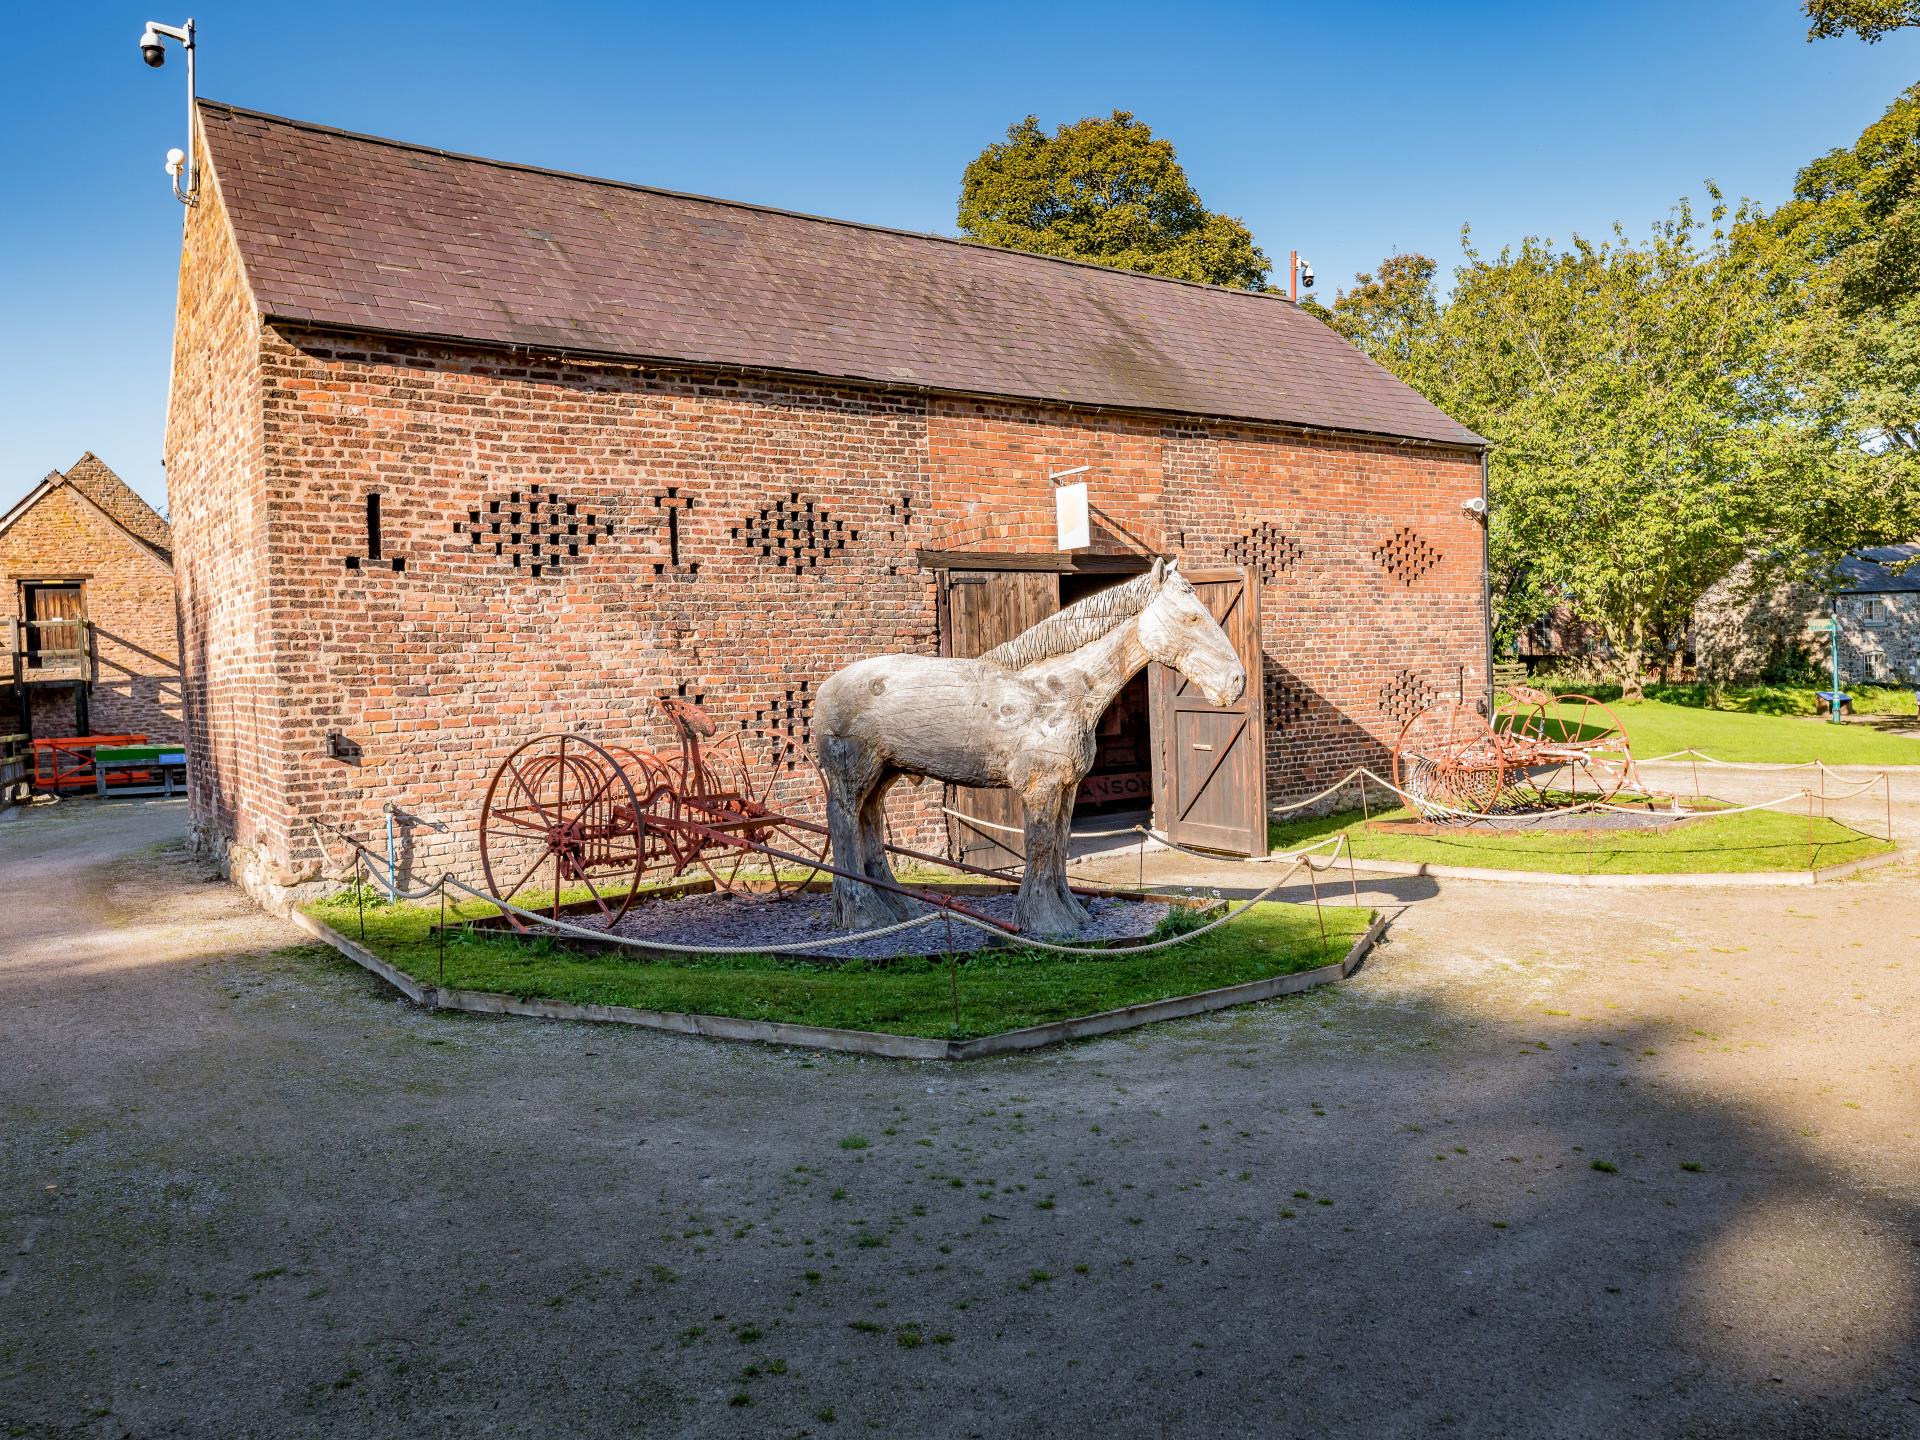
[1016,782,1090,936]
[822,744,918,930]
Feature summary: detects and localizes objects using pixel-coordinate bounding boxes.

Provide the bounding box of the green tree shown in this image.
[958,112,1270,289]
[1324,198,1912,682]
[1804,0,1920,42]
[1772,82,1920,463]
[1319,76,1920,684]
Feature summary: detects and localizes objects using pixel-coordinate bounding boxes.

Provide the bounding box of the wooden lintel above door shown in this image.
[917,549,1151,575]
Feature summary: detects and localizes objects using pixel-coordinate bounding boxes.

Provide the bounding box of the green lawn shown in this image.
[299,891,1374,1040]
[1271,802,1892,876]
[1503,686,1920,766]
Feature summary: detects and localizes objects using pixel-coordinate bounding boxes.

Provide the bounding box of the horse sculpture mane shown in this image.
[978,569,1160,672]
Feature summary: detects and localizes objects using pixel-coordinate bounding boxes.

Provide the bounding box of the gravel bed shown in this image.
[606,889,1168,960]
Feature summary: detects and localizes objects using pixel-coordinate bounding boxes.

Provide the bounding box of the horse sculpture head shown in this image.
[1137,559,1247,708]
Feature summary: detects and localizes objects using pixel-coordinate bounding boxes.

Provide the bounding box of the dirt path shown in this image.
[2,797,1917,1438]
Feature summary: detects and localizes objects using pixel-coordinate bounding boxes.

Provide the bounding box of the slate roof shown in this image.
[60,453,172,557]
[1838,543,1920,595]
[198,102,1484,449]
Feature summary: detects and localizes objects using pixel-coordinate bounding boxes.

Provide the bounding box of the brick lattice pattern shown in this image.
[1225,523,1304,584]
[1379,669,1437,726]
[454,484,612,579]
[1373,526,1441,586]
[734,493,857,574]
[1263,670,1311,731]
[748,680,816,763]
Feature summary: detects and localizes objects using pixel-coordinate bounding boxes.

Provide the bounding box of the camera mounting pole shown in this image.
[136,17,198,205]
[1288,250,1314,304]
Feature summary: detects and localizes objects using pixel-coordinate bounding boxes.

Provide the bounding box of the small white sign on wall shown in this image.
[1055,481,1090,550]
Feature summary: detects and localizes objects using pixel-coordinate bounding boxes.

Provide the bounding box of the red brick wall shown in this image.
[170,288,1484,886]
[919,397,1487,797]
[1,484,183,743]
[164,141,278,858]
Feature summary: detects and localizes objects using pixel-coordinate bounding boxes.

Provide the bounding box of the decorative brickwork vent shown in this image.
[1373,526,1440,586]
[1264,670,1310,730]
[748,680,815,762]
[880,494,915,576]
[734,492,857,573]
[454,483,612,578]
[1380,669,1436,725]
[1226,523,1303,584]
[649,487,699,577]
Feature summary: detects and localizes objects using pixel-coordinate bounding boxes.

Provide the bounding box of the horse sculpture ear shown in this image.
[1149,557,1166,586]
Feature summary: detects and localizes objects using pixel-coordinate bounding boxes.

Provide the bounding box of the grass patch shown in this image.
[1504,685,1920,766]
[1270,802,1890,875]
[300,892,1371,1041]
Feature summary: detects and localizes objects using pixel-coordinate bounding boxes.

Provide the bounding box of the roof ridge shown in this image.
[196,99,1304,310]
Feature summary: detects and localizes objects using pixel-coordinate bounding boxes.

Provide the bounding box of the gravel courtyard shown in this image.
[2,792,1917,1439]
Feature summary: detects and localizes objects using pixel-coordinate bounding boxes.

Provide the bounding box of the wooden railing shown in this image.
[0,732,26,804]
[8,617,93,686]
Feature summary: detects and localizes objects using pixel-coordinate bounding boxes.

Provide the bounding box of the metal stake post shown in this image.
[438,879,447,988]
[942,913,959,1028]
[355,850,366,942]
[1306,862,1329,962]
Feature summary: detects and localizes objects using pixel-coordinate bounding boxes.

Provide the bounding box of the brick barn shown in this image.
[166,102,1488,897]
[2,453,183,744]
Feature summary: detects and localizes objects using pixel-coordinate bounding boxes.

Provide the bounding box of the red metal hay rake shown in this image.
[1390,684,1635,820]
[478,695,1023,933]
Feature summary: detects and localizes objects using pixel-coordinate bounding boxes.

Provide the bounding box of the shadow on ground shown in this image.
[0,802,1915,1438]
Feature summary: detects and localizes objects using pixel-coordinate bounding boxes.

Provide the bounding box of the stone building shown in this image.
[1694,544,1920,686]
[1,454,183,742]
[167,102,1488,896]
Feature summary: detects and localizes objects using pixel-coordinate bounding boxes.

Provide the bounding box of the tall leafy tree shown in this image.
[1804,0,1920,42]
[958,112,1270,289]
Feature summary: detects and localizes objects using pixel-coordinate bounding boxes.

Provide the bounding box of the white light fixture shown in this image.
[1049,466,1092,550]
[1461,495,1489,521]
[136,17,198,205]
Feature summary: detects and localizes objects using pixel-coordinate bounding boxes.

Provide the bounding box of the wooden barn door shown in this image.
[1150,566,1266,855]
[940,570,1060,865]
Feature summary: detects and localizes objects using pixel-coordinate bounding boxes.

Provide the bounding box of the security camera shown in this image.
[1461,496,1489,520]
[1299,260,1315,290]
[165,148,186,177]
[139,25,167,65]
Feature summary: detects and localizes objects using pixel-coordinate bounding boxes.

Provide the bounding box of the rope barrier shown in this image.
[306,817,1347,962]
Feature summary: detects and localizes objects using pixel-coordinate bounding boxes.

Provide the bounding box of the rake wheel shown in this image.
[1498,693,1634,802]
[479,733,645,930]
[1392,701,1508,819]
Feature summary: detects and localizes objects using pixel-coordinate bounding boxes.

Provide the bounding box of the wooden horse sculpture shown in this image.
[815,559,1246,935]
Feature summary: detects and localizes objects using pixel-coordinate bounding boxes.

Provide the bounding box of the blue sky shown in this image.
[3,2,1915,515]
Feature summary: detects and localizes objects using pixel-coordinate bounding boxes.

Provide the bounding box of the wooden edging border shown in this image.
[1342,848,1903,888]
[285,908,1389,1061]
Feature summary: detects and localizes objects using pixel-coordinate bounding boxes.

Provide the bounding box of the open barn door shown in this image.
[939,570,1060,866]
[1150,565,1266,855]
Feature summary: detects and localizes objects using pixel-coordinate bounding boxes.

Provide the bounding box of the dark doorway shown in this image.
[1058,570,1153,822]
